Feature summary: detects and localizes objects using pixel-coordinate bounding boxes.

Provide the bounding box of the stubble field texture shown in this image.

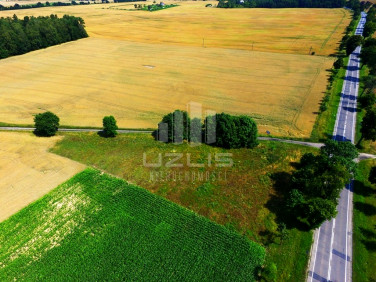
[0,2,351,137]
[0,132,85,222]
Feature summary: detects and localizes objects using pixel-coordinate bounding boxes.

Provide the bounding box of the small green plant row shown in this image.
[0,168,265,280]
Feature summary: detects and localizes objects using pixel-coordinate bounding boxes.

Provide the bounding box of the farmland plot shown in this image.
[0,132,85,222]
[0,169,265,281]
[0,3,350,137]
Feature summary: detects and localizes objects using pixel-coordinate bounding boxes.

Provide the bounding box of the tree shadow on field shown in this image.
[369,167,376,184]
[359,227,376,240]
[353,180,375,197]
[361,240,376,252]
[354,202,376,216]
[264,171,310,232]
[96,130,103,137]
[258,230,276,246]
[97,130,116,138]
[290,161,300,169]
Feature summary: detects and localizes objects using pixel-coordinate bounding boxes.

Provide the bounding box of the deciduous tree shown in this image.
[34,111,60,137]
[102,116,118,137]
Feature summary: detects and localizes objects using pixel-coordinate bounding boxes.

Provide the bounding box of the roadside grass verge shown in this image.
[310,13,361,142]
[0,122,33,128]
[52,132,317,281]
[353,159,376,282]
[355,65,376,154]
[0,168,265,281]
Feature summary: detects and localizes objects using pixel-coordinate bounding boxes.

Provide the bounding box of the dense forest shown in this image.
[0,15,88,59]
[217,0,368,9]
[0,2,75,11]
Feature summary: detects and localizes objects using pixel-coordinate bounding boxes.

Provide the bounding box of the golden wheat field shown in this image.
[0,2,350,55]
[0,2,351,136]
[0,132,85,222]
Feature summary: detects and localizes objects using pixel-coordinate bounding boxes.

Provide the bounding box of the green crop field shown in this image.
[52,132,317,281]
[0,168,264,281]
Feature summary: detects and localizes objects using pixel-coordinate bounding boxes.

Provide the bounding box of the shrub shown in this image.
[34,111,60,137]
[333,57,344,69]
[359,92,376,109]
[102,116,118,137]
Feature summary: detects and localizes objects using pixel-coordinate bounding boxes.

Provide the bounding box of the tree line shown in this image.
[114,0,146,2]
[0,14,88,59]
[153,110,259,149]
[0,1,85,12]
[286,140,357,228]
[318,10,361,113]
[218,0,346,9]
[358,6,376,146]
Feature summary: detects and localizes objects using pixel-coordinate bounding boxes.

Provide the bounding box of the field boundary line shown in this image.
[320,9,348,52]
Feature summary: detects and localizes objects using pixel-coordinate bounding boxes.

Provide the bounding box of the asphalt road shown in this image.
[307,12,367,282]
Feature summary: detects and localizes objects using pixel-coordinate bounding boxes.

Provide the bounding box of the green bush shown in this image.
[34,111,60,137]
[102,116,118,137]
[288,140,357,229]
[155,111,258,149]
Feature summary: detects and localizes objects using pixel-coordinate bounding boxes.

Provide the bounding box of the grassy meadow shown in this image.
[353,160,376,282]
[52,132,317,280]
[0,132,85,222]
[0,168,265,280]
[0,3,351,137]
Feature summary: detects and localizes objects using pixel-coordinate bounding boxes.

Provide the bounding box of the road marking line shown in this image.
[328,218,336,281]
[310,227,321,282]
[345,181,352,282]
[351,47,361,144]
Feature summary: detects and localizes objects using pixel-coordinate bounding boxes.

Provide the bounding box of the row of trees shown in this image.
[34,112,118,137]
[114,0,145,2]
[217,0,346,8]
[0,14,88,59]
[286,140,357,228]
[154,110,259,149]
[363,6,376,37]
[319,10,361,113]
[0,2,72,11]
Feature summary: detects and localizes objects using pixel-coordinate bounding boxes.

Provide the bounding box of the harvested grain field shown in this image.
[0,2,350,55]
[0,132,85,222]
[0,2,351,137]
[0,38,333,136]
